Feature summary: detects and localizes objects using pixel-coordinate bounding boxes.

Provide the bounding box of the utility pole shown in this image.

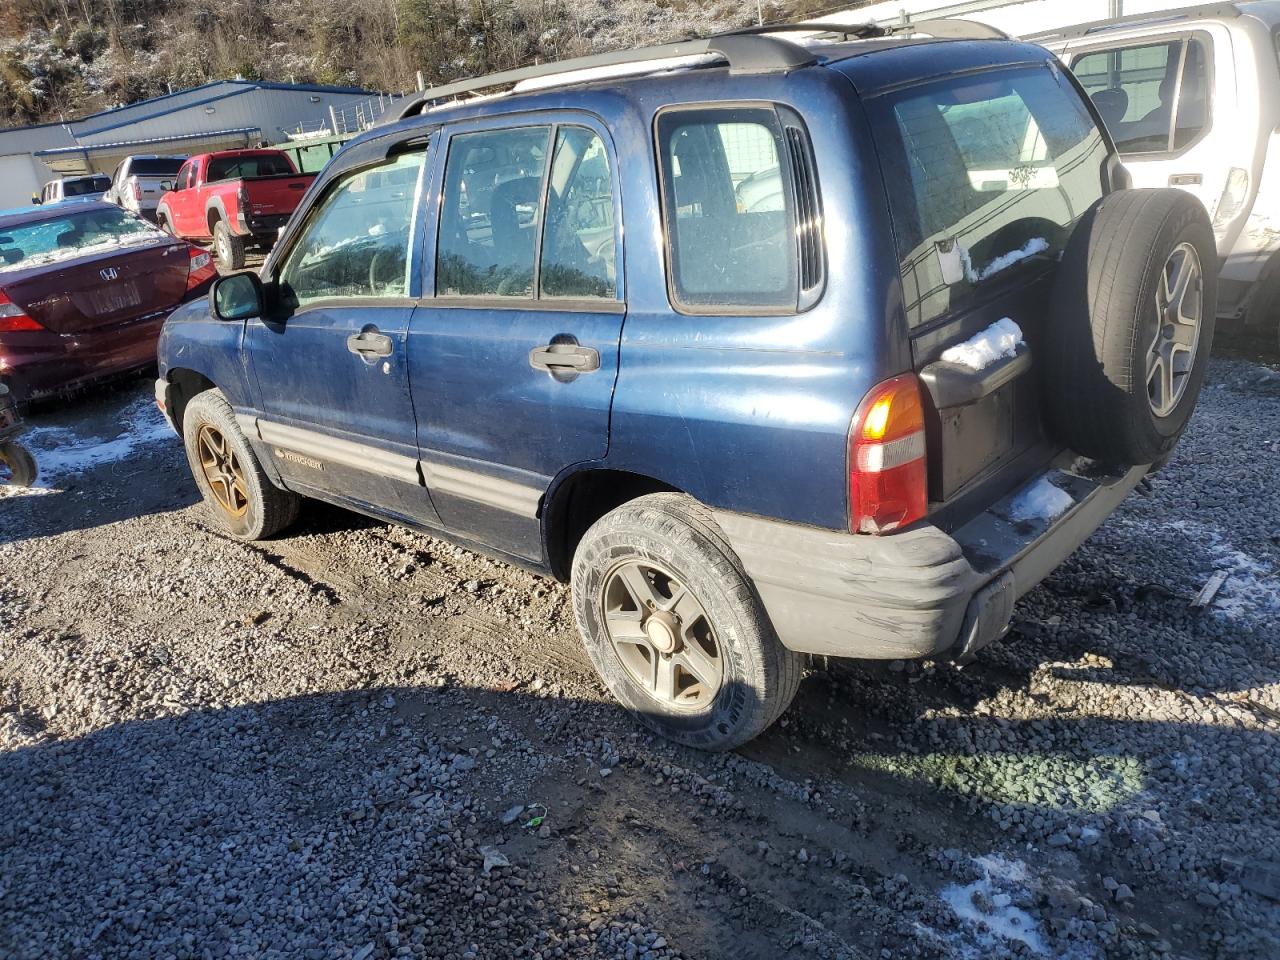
[756,0,762,26]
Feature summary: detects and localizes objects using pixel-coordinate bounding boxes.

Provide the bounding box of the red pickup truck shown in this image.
[156,150,315,271]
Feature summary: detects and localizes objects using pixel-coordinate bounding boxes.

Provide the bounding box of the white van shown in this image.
[1034,2,1280,343]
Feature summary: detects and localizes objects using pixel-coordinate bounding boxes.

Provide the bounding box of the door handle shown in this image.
[529,342,600,373]
[347,329,394,357]
[1169,173,1203,186]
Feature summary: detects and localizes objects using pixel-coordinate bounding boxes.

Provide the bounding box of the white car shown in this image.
[1034,2,1280,344]
[33,174,112,206]
[103,155,186,221]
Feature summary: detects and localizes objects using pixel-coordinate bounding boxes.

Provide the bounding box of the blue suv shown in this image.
[156,22,1216,749]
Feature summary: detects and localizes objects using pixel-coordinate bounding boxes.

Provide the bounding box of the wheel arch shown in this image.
[164,367,218,438]
[206,197,230,235]
[542,466,682,582]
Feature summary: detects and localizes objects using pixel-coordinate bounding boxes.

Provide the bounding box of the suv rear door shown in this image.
[408,114,625,561]
[864,60,1114,517]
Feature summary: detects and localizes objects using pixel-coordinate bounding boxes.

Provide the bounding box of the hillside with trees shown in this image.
[0,0,839,126]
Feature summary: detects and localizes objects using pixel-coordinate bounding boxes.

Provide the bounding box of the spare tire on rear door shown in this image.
[1043,189,1216,465]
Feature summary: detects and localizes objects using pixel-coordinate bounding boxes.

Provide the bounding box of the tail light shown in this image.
[1212,167,1249,235]
[131,181,141,202]
[0,289,42,332]
[848,373,928,534]
[237,182,249,209]
[185,245,216,291]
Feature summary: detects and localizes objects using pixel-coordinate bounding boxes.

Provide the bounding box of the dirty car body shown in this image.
[156,27,1212,747]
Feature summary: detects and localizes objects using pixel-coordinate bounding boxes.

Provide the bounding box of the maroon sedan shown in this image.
[0,201,217,403]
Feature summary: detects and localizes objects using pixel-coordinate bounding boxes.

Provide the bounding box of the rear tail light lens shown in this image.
[185,245,216,290]
[1212,167,1249,233]
[131,181,141,202]
[0,289,42,332]
[848,373,928,534]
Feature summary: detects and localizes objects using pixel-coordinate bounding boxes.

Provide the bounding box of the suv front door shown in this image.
[243,142,441,527]
[409,116,625,560]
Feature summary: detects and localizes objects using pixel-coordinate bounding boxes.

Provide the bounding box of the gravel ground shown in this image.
[1,353,1278,960]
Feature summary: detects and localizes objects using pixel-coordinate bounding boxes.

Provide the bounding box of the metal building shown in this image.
[0,79,388,209]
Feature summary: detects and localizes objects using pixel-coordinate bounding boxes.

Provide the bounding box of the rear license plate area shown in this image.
[87,281,143,315]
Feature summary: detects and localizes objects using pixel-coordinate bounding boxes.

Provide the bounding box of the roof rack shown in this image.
[396,17,1009,120]
[1024,2,1239,42]
[397,33,815,120]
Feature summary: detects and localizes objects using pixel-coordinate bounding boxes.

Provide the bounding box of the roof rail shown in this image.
[1024,2,1239,42]
[397,33,816,120]
[903,18,1010,41]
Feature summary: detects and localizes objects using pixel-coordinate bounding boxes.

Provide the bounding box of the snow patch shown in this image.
[972,237,1049,282]
[940,317,1024,371]
[3,393,176,496]
[940,855,1049,955]
[1163,520,1280,622]
[1009,477,1074,524]
[0,230,170,274]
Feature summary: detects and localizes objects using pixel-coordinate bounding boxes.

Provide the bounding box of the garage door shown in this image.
[0,154,43,212]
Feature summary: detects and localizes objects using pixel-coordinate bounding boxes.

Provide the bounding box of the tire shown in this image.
[1044,189,1216,465]
[156,211,174,235]
[0,441,38,487]
[212,220,246,272]
[570,493,803,751]
[181,389,299,540]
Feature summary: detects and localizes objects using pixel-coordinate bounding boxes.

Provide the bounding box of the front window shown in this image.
[1071,36,1210,155]
[278,149,426,306]
[872,64,1110,328]
[0,207,166,271]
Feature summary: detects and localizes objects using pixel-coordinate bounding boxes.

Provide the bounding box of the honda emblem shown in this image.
[100,267,119,281]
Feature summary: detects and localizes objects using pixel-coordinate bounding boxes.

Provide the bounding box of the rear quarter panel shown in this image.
[596,70,909,531]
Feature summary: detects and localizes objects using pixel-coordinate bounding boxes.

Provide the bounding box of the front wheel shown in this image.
[571,493,803,751]
[181,389,299,540]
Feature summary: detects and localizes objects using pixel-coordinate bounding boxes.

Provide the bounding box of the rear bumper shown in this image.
[0,315,166,403]
[237,212,290,241]
[714,460,1148,661]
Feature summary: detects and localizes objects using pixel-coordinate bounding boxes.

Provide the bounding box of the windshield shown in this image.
[63,177,111,197]
[0,207,167,272]
[206,154,295,182]
[129,158,184,177]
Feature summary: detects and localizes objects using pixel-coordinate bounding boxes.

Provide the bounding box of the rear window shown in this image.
[206,154,295,182]
[63,177,111,196]
[871,64,1109,328]
[129,158,185,177]
[0,208,164,272]
[656,106,823,313]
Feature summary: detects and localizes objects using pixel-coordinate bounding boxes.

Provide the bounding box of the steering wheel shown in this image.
[368,248,401,294]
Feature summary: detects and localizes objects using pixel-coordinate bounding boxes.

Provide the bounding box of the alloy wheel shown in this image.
[599,560,723,710]
[1147,241,1203,418]
[196,424,249,518]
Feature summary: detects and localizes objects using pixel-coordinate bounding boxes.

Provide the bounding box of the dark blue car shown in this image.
[155,21,1216,749]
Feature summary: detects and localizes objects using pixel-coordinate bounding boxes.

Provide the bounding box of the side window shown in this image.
[873,64,1110,328]
[437,126,550,298]
[1071,37,1210,155]
[175,163,191,191]
[278,149,426,307]
[540,127,616,299]
[657,107,819,312]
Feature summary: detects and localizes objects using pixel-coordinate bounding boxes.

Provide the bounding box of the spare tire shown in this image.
[1043,189,1216,465]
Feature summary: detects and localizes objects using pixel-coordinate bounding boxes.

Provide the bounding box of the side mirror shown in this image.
[31,194,40,205]
[159,180,173,192]
[210,272,265,321]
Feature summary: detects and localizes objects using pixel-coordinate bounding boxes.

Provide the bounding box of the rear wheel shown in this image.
[1044,189,1216,465]
[182,389,299,540]
[212,220,246,272]
[0,441,37,487]
[571,493,803,751]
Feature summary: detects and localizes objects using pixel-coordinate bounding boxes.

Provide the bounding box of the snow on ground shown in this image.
[938,855,1053,957]
[0,393,176,499]
[1163,519,1280,622]
[1009,476,1075,523]
[940,317,1024,371]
